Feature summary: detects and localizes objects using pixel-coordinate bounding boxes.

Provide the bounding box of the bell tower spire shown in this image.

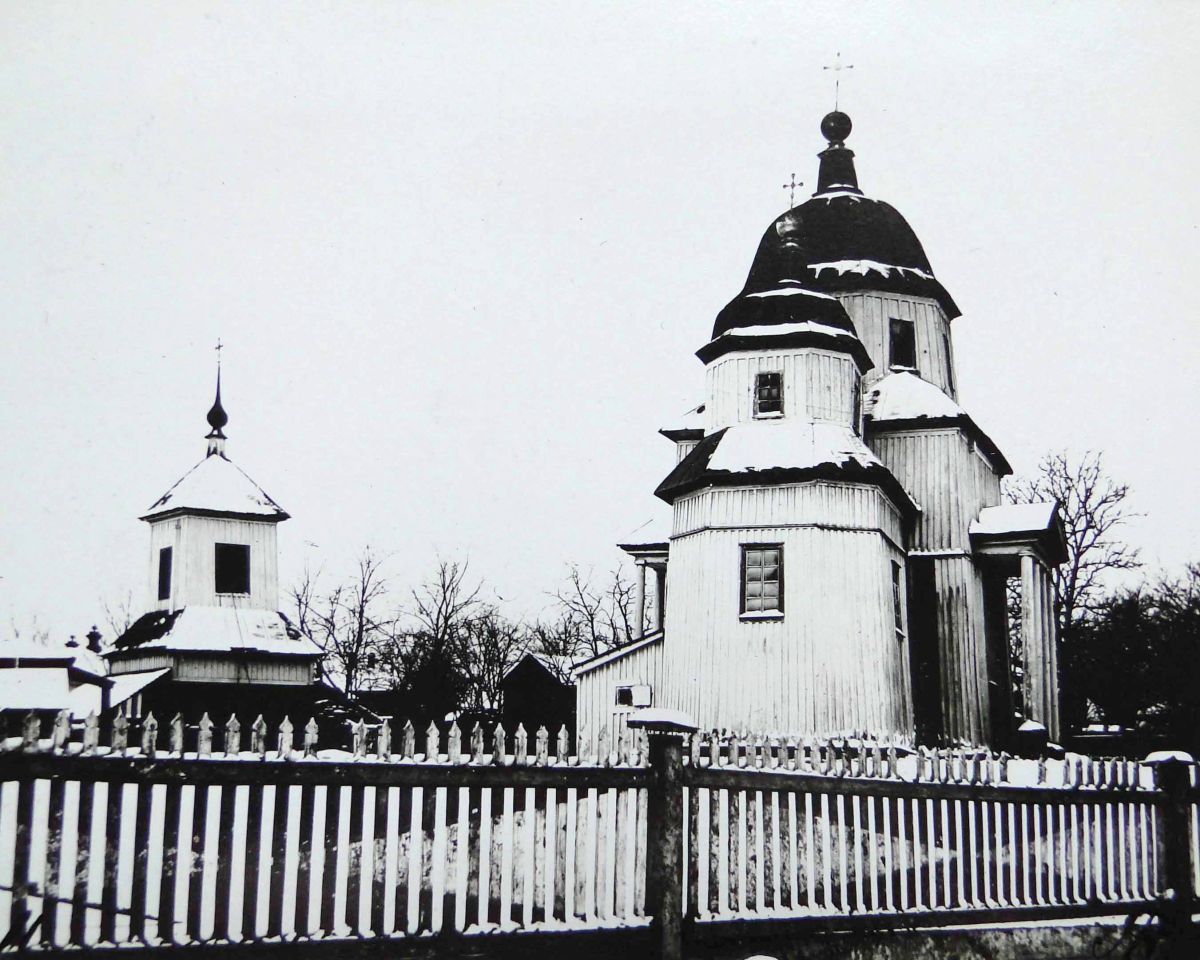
[205,340,228,458]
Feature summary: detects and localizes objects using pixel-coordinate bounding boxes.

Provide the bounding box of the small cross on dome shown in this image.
[781,173,803,208]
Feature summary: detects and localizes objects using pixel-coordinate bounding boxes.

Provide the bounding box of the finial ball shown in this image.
[821,110,852,145]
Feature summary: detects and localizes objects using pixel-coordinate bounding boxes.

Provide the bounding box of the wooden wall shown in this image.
[111,651,313,685]
[704,348,857,432]
[837,293,955,397]
[575,638,668,749]
[663,483,911,739]
[147,515,279,612]
[869,428,1000,553]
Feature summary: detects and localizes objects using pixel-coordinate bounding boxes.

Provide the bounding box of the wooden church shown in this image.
[576,110,1066,750]
[104,373,333,725]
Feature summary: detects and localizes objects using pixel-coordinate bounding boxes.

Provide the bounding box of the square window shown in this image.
[889,318,917,370]
[754,372,783,417]
[157,547,173,602]
[214,543,251,595]
[741,544,784,615]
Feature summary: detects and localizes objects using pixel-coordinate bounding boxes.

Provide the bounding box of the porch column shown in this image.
[654,564,667,632]
[634,562,647,639]
[1044,567,1060,741]
[1020,553,1045,729]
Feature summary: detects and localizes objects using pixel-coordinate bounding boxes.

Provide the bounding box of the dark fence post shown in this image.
[630,709,697,960]
[1150,753,1197,958]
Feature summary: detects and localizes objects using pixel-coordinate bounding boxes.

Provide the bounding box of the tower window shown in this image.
[851,376,862,435]
[889,318,917,370]
[157,547,173,602]
[753,372,784,417]
[214,543,251,595]
[741,544,783,615]
[891,560,905,642]
[943,333,956,394]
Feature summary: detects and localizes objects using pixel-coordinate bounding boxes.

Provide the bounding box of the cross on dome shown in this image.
[782,173,803,208]
[822,52,854,110]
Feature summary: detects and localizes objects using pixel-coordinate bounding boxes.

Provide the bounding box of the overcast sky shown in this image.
[3,1,1198,641]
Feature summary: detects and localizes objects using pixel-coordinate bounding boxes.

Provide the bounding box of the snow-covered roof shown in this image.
[707,420,884,474]
[0,639,107,678]
[712,320,859,341]
[109,606,322,658]
[655,419,919,517]
[971,502,1059,536]
[660,403,705,436]
[142,453,288,522]
[0,667,108,718]
[865,371,965,421]
[109,668,171,707]
[745,285,837,301]
[619,511,671,548]
[810,260,934,282]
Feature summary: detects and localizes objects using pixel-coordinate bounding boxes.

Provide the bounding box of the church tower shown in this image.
[575,110,1065,750]
[105,368,326,723]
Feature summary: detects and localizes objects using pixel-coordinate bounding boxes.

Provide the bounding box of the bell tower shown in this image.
[140,370,289,613]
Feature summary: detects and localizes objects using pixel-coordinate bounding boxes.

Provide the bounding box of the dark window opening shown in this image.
[889,317,917,370]
[943,333,956,394]
[157,547,173,602]
[851,376,862,435]
[741,544,783,614]
[615,686,634,707]
[754,372,783,417]
[891,560,905,641]
[214,543,251,595]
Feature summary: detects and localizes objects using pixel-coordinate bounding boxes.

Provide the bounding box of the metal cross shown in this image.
[782,173,803,208]
[215,338,223,368]
[823,52,854,109]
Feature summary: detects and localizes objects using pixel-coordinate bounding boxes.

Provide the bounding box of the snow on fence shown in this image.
[0,714,1197,956]
[0,712,650,950]
[679,733,1171,924]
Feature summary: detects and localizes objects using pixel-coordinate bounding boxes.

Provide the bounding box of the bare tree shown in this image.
[537,561,648,667]
[1004,451,1141,631]
[454,607,528,714]
[289,550,397,698]
[102,590,136,638]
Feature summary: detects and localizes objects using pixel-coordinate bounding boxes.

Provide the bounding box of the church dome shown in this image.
[739,113,960,319]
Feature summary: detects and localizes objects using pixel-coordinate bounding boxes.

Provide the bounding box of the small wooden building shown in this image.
[576,110,1065,750]
[500,652,576,735]
[105,376,334,725]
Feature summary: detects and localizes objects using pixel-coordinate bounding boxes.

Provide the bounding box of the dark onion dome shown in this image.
[206,372,228,436]
[738,112,960,319]
[702,280,874,370]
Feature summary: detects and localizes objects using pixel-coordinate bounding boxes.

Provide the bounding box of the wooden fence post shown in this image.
[1149,753,1198,956]
[629,709,697,960]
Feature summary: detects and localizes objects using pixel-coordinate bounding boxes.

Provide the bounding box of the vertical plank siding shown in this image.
[650,482,912,739]
[704,349,858,434]
[837,292,955,398]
